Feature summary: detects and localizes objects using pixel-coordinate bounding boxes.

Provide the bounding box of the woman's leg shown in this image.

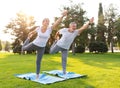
[36,47,45,78]
[22,38,39,52]
[22,38,46,79]
[61,49,68,74]
[22,38,33,51]
[22,38,30,47]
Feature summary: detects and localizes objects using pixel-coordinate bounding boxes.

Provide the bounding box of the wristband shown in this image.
[88,22,91,25]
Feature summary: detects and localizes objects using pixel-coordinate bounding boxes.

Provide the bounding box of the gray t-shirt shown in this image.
[33,26,52,47]
[56,28,79,49]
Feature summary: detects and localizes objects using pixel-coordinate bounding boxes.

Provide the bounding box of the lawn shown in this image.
[0,52,120,88]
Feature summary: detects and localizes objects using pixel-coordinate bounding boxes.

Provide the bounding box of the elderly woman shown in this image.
[22,10,68,79]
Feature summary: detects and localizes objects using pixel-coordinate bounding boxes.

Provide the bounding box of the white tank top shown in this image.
[32,26,52,47]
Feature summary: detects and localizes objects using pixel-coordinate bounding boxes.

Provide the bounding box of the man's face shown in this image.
[70,24,77,30]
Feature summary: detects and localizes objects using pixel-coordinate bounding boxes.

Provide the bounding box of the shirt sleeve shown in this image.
[58,28,66,34]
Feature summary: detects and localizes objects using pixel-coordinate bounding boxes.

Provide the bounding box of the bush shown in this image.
[75,45,85,53]
[44,45,50,54]
[13,45,22,54]
[88,42,108,53]
[13,45,36,54]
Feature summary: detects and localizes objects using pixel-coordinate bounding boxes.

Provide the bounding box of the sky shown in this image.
[0,0,120,42]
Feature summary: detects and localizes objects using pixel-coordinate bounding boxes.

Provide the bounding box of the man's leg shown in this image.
[49,41,60,54]
[61,49,68,74]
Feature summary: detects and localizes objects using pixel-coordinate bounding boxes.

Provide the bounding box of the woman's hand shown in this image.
[28,32,33,39]
[51,10,68,30]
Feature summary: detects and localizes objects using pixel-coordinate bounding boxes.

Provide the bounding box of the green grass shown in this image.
[0,52,120,88]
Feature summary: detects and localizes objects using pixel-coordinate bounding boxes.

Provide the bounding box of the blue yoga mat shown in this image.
[43,70,87,79]
[15,73,65,84]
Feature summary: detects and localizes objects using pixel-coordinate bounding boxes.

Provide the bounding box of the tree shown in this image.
[12,39,22,54]
[4,11,36,51]
[87,23,97,51]
[105,4,119,53]
[0,40,2,51]
[96,3,106,43]
[4,41,11,52]
[114,16,120,49]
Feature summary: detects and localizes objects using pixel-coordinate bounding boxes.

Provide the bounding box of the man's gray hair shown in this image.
[69,22,77,26]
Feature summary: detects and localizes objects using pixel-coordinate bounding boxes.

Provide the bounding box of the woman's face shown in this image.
[42,18,50,26]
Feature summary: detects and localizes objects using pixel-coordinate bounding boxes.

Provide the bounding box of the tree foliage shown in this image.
[105,4,119,52]
[96,3,106,43]
[114,17,120,47]
[5,11,36,49]
[3,2,120,54]
[4,41,11,52]
[87,24,97,43]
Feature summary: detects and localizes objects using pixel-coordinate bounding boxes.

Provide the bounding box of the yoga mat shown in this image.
[43,70,87,79]
[15,73,65,84]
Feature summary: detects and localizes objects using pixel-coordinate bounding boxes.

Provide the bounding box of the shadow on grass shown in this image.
[1,52,120,70]
[69,53,120,69]
[42,54,74,71]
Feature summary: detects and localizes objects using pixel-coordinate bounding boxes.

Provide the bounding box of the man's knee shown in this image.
[49,50,54,54]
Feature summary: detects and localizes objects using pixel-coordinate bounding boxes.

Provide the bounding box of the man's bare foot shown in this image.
[36,74,39,80]
[63,71,66,74]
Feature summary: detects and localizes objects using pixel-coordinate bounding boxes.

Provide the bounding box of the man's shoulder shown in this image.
[60,28,68,31]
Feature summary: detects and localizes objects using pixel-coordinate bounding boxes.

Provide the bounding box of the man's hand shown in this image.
[89,17,94,24]
[61,10,68,17]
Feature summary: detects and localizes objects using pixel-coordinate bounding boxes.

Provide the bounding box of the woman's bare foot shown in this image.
[28,33,33,39]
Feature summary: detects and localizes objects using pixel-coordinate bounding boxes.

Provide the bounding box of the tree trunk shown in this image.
[72,42,75,55]
[110,38,114,53]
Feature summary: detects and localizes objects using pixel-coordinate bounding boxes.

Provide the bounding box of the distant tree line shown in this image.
[0,40,2,51]
[0,40,11,52]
